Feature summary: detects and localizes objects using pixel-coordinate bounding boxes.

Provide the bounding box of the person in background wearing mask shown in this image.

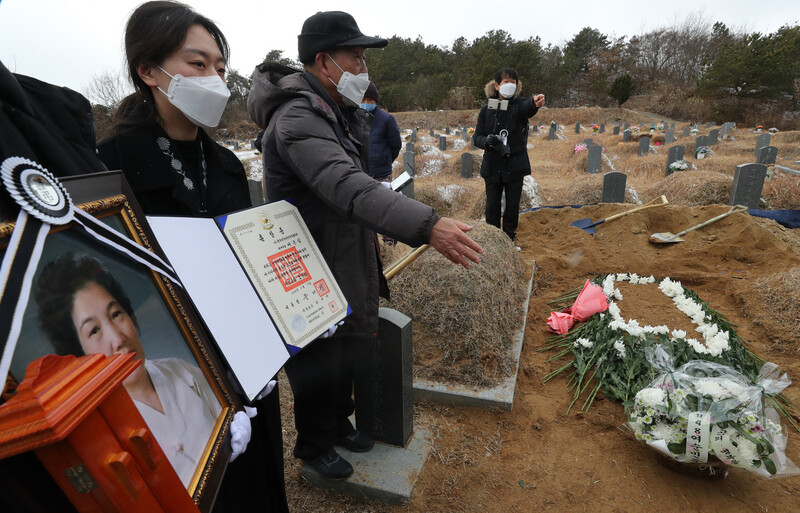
[248,11,483,482]
[472,68,545,246]
[97,2,289,512]
[361,81,402,245]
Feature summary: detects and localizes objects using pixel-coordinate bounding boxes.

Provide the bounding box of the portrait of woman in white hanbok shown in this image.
[34,252,221,487]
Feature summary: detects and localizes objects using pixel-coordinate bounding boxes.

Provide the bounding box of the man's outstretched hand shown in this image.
[429,217,484,269]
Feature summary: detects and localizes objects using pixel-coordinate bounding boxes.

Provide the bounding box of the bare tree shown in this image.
[83,69,131,109]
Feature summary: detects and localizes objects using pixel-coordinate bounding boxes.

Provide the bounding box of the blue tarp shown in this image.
[520,205,800,229]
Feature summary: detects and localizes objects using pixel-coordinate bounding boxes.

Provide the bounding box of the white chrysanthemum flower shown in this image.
[686,338,709,354]
[608,302,622,319]
[576,337,593,348]
[643,275,656,284]
[635,387,666,408]
[614,339,626,357]
[627,325,645,338]
[609,320,626,331]
[735,437,761,463]
[694,379,730,401]
[672,329,687,339]
[613,288,623,300]
[616,273,629,281]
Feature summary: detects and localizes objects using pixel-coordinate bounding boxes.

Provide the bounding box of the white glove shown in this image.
[255,380,277,401]
[317,320,345,339]
[229,410,254,462]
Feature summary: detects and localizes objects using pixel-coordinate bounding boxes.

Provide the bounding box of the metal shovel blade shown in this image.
[569,217,603,234]
[649,232,683,243]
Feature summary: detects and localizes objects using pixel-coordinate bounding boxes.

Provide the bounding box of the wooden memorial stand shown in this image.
[0,353,200,513]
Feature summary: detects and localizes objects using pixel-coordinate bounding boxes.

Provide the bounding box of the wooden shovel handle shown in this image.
[385,244,430,281]
[604,195,669,223]
[673,205,748,238]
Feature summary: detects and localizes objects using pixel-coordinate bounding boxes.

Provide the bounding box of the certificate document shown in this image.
[217,200,349,351]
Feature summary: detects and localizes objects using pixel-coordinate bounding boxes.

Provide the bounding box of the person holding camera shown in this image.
[472,68,545,245]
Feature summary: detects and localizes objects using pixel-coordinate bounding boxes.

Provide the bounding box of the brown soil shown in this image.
[279,112,800,512]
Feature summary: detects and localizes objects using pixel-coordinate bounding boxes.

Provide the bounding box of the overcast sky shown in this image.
[2,0,800,97]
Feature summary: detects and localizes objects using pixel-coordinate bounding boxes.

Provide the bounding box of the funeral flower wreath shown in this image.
[542,273,799,476]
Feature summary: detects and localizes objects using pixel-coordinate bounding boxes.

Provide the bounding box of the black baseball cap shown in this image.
[298,11,388,64]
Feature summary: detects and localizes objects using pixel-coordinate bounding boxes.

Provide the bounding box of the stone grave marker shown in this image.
[429,128,434,137]
[249,139,256,150]
[438,136,447,151]
[354,308,414,447]
[671,122,676,130]
[548,125,556,140]
[445,127,450,135]
[755,133,771,155]
[682,126,691,137]
[247,179,264,206]
[462,130,469,141]
[756,146,778,165]
[665,145,685,175]
[406,142,415,154]
[638,136,651,156]
[532,124,538,133]
[706,122,714,128]
[460,153,473,178]
[404,151,415,176]
[695,135,709,151]
[613,126,620,135]
[233,141,239,150]
[583,138,594,147]
[599,123,605,133]
[586,145,602,173]
[730,163,767,208]
[708,129,719,146]
[601,172,627,203]
[575,121,581,134]
[665,129,675,145]
[411,129,417,142]
[623,129,631,142]
[624,122,630,130]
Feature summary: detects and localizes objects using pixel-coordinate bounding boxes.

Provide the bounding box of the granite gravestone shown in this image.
[756,146,778,165]
[638,136,651,156]
[599,123,605,133]
[404,151,415,176]
[708,129,719,146]
[664,129,675,145]
[460,153,473,178]
[445,127,450,135]
[587,145,602,173]
[666,145,685,175]
[613,126,620,135]
[623,129,631,142]
[755,133,771,155]
[438,136,447,151]
[353,308,414,446]
[624,122,630,130]
[548,125,556,140]
[575,121,581,134]
[682,126,691,137]
[411,129,417,143]
[695,135,709,150]
[406,142,415,154]
[583,138,594,147]
[730,163,767,209]
[601,172,627,203]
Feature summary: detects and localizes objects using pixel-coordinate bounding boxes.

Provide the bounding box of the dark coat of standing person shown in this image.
[248,10,483,482]
[472,68,545,243]
[95,2,289,512]
[361,82,401,181]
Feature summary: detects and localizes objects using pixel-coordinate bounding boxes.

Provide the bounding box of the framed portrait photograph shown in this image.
[0,171,237,511]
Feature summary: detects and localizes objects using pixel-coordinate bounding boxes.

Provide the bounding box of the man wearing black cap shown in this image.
[248,11,483,482]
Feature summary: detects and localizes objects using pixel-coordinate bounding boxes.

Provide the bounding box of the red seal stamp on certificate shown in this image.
[314,279,330,297]
[268,246,311,292]
[328,301,338,313]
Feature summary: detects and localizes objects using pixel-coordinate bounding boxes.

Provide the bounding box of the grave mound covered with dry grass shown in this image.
[384,223,526,387]
[643,170,732,205]
[754,268,800,352]
[550,174,639,205]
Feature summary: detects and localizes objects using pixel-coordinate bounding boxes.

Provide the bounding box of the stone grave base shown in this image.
[412,262,535,412]
[300,427,433,505]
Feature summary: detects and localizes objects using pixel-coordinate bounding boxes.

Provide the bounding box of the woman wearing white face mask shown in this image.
[97,3,289,512]
[97,0,248,218]
[472,68,545,246]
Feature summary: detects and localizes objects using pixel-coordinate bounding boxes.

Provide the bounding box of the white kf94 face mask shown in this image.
[498,82,517,99]
[326,54,371,107]
[157,66,231,128]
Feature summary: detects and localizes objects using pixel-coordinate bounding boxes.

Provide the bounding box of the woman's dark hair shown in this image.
[34,253,136,356]
[495,68,519,84]
[113,1,230,132]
